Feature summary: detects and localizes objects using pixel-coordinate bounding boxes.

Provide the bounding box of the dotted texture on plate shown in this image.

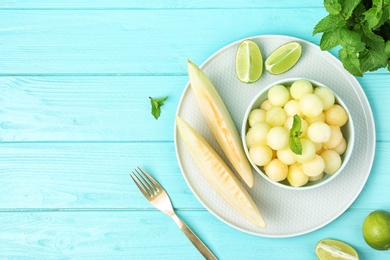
[174,35,375,237]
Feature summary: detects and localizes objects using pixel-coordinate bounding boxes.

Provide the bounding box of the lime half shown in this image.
[235,39,263,83]
[265,41,302,75]
[315,239,359,260]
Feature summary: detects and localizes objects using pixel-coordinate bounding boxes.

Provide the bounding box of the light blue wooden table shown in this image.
[1,1,389,259]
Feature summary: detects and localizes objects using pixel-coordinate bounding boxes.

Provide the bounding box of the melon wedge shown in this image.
[187,60,254,188]
[176,116,266,229]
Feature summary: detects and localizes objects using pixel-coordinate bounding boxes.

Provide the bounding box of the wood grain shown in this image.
[0,74,388,142]
[0,9,327,74]
[0,141,387,210]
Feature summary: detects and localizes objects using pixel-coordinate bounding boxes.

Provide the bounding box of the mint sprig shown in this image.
[289,114,303,155]
[150,96,168,119]
[313,0,390,76]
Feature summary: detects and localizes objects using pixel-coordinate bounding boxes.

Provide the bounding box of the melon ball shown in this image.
[323,125,343,149]
[307,121,332,143]
[295,138,316,163]
[305,113,326,125]
[268,84,290,107]
[249,145,273,166]
[314,86,335,110]
[245,123,271,148]
[321,150,342,174]
[277,146,297,165]
[334,137,347,155]
[248,109,266,126]
[260,99,273,111]
[325,104,349,127]
[266,126,289,150]
[299,94,324,118]
[287,163,309,187]
[264,158,288,182]
[309,172,324,182]
[284,100,303,117]
[290,79,313,100]
[302,155,325,177]
[266,107,287,127]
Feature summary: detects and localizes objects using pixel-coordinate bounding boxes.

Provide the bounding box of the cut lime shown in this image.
[235,39,263,83]
[315,239,359,260]
[265,41,302,75]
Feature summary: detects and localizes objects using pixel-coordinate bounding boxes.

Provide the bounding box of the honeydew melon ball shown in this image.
[260,99,273,111]
[295,138,316,163]
[314,142,323,152]
[314,86,335,110]
[290,79,313,100]
[321,150,342,174]
[309,172,324,182]
[334,137,347,155]
[302,154,325,177]
[268,84,290,107]
[277,146,297,165]
[245,122,271,149]
[299,94,324,118]
[264,158,288,182]
[325,104,349,127]
[266,126,289,150]
[266,107,287,127]
[287,163,309,187]
[304,113,326,125]
[323,125,343,149]
[284,116,308,137]
[284,100,303,117]
[307,121,332,143]
[248,108,266,126]
[249,145,273,166]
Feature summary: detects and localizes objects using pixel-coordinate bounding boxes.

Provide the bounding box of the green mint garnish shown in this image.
[150,96,168,120]
[289,114,303,155]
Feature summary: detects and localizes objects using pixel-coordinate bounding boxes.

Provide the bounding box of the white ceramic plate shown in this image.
[174,35,375,237]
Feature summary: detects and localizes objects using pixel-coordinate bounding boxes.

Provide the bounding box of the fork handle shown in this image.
[170,213,218,260]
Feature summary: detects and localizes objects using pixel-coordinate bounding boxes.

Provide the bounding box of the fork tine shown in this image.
[131,171,153,197]
[137,166,161,192]
[135,167,157,195]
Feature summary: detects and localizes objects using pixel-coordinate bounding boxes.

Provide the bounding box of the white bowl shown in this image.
[241,78,355,190]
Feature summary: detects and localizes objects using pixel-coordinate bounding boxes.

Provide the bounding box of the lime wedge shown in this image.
[265,41,302,75]
[235,39,263,83]
[315,239,359,260]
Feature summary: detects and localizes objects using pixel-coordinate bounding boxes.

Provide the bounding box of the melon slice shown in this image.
[187,60,254,187]
[176,116,266,228]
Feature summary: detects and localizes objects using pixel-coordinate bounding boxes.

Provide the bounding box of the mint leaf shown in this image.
[363,0,384,29]
[339,28,366,51]
[361,24,385,51]
[341,0,361,19]
[150,96,168,119]
[385,41,390,56]
[313,14,346,35]
[289,115,302,155]
[359,49,389,72]
[339,46,363,76]
[324,0,342,15]
[320,30,341,50]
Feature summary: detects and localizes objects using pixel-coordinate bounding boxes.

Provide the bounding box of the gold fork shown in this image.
[130,166,218,260]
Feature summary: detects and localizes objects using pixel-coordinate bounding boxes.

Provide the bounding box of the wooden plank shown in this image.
[1,0,323,9]
[0,74,387,142]
[0,9,327,74]
[0,76,184,142]
[0,141,386,209]
[0,208,385,259]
